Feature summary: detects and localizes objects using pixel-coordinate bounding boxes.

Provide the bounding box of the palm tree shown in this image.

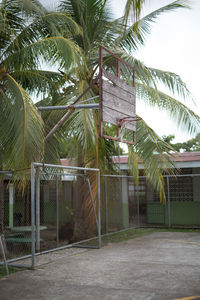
[0,0,81,233]
[1,0,198,237]
[48,0,199,197]
[0,0,82,171]
[37,0,200,238]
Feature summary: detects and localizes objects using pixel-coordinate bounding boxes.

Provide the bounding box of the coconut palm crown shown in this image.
[0,0,199,204]
[39,0,200,203]
[0,0,82,172]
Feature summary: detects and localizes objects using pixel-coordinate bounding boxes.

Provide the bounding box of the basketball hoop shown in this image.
[116,116,141,144]
[37,46,138,146]
[99,46,137,145]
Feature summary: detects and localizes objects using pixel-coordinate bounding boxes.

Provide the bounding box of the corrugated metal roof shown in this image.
[112,152,200,164]
[60,158,75,166]
[61,152,200,166]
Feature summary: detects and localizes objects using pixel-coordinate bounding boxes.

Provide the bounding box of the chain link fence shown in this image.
[1,167,200,271]
[0,178,32,270]
[0,163,101,270]
[100,173,200,234]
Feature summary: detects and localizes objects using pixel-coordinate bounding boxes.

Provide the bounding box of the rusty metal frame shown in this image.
[99,45,136,145]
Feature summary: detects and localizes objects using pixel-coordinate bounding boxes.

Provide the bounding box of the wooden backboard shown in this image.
[99,46,136,144]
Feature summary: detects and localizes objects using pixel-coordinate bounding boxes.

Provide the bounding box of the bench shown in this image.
[5,233,24,238]
[6,237,43,243]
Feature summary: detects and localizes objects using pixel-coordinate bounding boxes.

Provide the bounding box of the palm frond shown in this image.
[128,118,177,203]
[122,0,146,27]
[59,0,116,53]
[115,52,191,100]
[0,1,24,51]
[147,67,192,100]
[6,0,47,17]
[127,149,139,185]
[136,83,200,135]
[105,51,198,136]
[121,0,189,50]
[2,36,82,71]
[0,74,44,172]
[1,11,82,62]
[12,69,65,97]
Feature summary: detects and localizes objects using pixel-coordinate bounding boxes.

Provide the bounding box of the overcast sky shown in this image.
[41,0,200,142]
[133,0,200,142]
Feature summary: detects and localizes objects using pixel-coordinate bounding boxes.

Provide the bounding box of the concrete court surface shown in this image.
[1,231,200,300]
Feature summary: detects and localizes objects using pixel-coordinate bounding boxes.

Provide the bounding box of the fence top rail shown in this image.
[102,173,200,178]
[32,162,100,172]
[102,174,132,178]
[40,172,84,177]
[0,170,13,174]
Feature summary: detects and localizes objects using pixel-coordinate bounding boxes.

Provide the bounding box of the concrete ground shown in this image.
[1,231,200,300]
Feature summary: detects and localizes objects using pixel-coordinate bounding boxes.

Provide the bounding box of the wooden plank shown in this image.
[103,91,135,117]
[102,70,136,96]
[102,70,135,95]
[102,107,136,131]
[102,80,135,105]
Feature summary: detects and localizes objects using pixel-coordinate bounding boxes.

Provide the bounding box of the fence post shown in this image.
[9,183,14,228]
[35,168,40,252]
[31,163,36,269]
[97,171,101,248]
[56,174,59,248]
[0,235,8,275]
[136,185,140,227]
[105,177,108,233]
[167,176,171,228]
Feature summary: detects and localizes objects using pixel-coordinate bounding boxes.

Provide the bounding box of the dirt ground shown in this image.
[1,231,200,300]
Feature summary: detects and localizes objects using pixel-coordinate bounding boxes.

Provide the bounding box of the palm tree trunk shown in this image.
[72,150,85,241]
[72,150,94,241]
[72,174,86,241]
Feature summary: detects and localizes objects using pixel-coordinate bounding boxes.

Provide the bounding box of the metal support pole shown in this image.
[118,144,121,172]
[56,175,59,248]
[105,177,108,234]
[0,235,9,275]
[116,58,120,78]
[0,262,30,269]
[167,176,171,228]
[38,103,99,111]
[35,169,40,252]
[9,183,14,228]
[97,171,101,248]
[45,81,97,142]
[33,162,99,172]
[136,185,140,227]
[31,163,36,269]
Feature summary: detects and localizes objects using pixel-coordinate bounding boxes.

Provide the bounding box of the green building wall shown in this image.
[147,202,200,226]
[146,168,200,226]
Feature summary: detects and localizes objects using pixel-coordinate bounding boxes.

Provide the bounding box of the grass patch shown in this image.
[0,265,19,278]
[101,228,155,245]
[79,227,200,247]
[154,227,200,233]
